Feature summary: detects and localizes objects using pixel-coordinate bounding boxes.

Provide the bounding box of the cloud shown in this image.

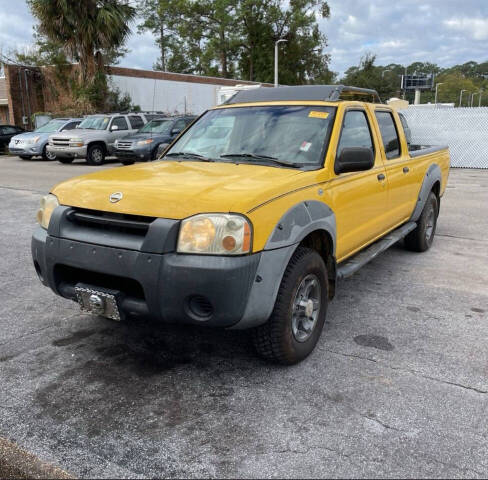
[1,0,487,80]
[444,18,488,40]
[323,0,488,76]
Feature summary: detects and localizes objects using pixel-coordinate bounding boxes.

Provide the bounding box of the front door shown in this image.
[331,108,389,261]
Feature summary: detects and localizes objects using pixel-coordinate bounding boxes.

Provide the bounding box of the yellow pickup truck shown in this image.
[32,85,450,364]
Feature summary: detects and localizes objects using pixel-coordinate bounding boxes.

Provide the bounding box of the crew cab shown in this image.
[47,113,148,165]
[32,85,450,364]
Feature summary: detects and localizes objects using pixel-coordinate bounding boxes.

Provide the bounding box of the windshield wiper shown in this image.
[165,152,215,162]
[220,153,302,168]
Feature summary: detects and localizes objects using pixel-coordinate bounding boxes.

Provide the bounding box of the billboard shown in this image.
[401,74,434,90]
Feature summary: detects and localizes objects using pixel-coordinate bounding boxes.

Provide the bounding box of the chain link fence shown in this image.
[400,107,488,169]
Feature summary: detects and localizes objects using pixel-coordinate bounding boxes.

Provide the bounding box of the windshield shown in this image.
[78,116,110,130]
[164,105,336,168]
[35,120,66,133]
[139,119,173,134]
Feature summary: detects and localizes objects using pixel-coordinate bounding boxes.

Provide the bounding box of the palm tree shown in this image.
[28,0,136,84]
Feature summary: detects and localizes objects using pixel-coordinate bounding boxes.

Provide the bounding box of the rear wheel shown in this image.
[253,246,328,365]
[42,145,56,161]
[86,144,105,165]
[405,191,438,252]
[58,158,74,164]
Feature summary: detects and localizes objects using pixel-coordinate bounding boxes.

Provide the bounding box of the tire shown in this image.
[151,146,160,161]
[58,158,74,164]
[19,155,31,160]
[404,191,438,252]
[253,246,328,365]
[86,144,105,165]
[42,145,56,161]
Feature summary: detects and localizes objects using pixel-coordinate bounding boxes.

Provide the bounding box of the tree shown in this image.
[27,0,136,84]
[137,0,185,71]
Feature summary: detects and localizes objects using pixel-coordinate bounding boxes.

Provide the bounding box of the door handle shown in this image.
[403,166,410,173]
[377,173,386,181]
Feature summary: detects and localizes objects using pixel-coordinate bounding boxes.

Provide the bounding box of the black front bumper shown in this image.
[32,227,261,328]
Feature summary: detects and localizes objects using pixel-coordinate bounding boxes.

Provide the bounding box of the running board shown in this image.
[337,221,417,280]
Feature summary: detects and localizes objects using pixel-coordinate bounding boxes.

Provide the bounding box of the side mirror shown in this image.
[335,147,374,174]
[111,125,119,131]
[171,128,181,136]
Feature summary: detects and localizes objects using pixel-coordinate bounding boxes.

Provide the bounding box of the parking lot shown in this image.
[0,155,487,478]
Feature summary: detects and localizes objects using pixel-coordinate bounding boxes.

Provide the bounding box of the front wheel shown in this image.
[253,247,328,365]
[42,145,56,160]
[86,144,105,165]
[405,191,438,252]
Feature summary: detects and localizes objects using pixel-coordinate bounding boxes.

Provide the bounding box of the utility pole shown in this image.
[434,83,444,105]
[274,39,287,88]
[459,89,467,107]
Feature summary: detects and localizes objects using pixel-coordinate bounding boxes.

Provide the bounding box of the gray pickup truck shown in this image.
[47,113,149,165]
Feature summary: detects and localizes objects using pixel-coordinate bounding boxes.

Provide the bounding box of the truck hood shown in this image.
[50,129,102,139]
[52,160,304,219]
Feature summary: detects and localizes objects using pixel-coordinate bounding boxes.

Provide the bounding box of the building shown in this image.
[1,63,270,129]
[0,77,9,123]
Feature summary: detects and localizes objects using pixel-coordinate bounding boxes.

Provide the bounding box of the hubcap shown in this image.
[425,205,435,242]
[46,150,56,160]
[92,148,103,163]
[292,274,321,343]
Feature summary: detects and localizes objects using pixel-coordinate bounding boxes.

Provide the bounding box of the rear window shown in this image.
[375,111,401,159]
[129,116,144,129]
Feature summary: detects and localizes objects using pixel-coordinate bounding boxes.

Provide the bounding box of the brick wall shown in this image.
[0,106,9,124]
[4,65,45,129]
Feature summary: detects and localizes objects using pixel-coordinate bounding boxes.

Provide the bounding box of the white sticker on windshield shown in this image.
[300,141,312,152]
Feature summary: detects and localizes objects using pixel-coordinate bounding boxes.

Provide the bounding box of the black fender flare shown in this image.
[233,201,336,329]
[410,164,442,221]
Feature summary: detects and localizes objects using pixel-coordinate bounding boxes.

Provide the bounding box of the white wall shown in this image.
[110,74,223,114]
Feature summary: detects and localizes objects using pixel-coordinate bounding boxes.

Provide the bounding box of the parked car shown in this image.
[47,112,149,165]
[32,85,450,365]
[114,116,196,165]
[9,118,82,160]
[0,125,25,151]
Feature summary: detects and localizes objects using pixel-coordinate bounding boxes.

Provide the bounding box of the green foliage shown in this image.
[137,0,332,83]
[341,55,488,106]
[27,0,136,84]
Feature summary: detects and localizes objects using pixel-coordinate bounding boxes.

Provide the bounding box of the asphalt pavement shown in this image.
[0,155,487,478]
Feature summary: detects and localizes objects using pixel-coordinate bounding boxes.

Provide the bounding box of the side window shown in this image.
[185,118,195,126]
[129,116,144,129]
[375,111,401,159]
[337,110,374,156]
[173,119,186,132]
[61,122,80,131]
[398,113,412,146]
[3,126,17,134]
[111,116,128,131]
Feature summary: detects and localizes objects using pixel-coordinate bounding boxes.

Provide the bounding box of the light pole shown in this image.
[381,69,391,79]
[459,89,467,107]
[472,91,481,107]
[274,39,287,87]
[479,90,483,107]
[434,82,444,105]
[470,92,476,107]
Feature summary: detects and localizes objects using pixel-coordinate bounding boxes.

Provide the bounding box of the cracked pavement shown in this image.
[0,156,487,478]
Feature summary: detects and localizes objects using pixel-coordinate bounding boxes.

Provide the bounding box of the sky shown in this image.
[0,0,487,77]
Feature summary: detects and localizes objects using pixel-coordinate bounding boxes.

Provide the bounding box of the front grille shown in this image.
[67,208,156,236]
[52,138,70,146]
[116,141,133,150]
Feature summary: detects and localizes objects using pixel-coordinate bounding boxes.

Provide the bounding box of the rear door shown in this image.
[374,109,418,225]
[331,108,389,261]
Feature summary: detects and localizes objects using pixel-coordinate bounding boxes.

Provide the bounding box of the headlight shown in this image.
[137,139,154,146]
[26,136,40,144]
[36,194,59,229]
[178,214,252,255]
[69,138,84,147]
